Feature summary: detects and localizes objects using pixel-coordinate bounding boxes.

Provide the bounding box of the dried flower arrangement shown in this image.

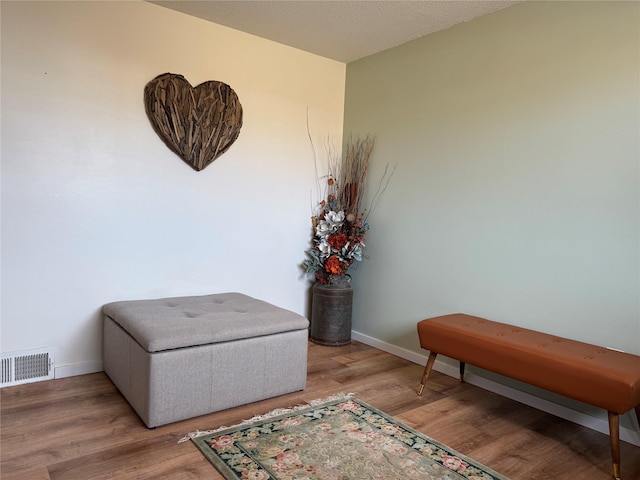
[303,135,393,285]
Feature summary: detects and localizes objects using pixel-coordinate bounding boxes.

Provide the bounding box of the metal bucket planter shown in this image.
[310,277,353,346]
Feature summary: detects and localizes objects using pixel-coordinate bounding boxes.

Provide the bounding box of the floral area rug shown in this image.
[185,395,509,480]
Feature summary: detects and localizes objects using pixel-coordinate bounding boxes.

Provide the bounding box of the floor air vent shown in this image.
[1,348,54,387]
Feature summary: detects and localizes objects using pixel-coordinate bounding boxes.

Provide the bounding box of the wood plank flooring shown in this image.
[2,340,639,479]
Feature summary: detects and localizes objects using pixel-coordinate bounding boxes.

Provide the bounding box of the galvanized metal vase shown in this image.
[310,275,353,346]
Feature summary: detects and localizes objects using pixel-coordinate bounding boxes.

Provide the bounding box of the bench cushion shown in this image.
[417,314,640,414]
[103,292,309,353]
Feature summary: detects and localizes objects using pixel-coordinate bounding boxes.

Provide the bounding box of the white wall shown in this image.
[1,1,345,375]
[344,1,639,423]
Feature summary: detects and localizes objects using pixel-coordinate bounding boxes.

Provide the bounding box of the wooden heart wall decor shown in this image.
[144,73,243,171]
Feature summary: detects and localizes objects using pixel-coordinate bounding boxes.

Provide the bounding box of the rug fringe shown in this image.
[178,392,356,443]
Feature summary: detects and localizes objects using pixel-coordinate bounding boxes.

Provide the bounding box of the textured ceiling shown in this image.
[150,1,522,63]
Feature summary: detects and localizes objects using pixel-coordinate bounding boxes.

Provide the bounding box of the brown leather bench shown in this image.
[417,313,640,480]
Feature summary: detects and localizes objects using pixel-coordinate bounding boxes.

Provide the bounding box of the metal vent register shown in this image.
[1,348,54,387]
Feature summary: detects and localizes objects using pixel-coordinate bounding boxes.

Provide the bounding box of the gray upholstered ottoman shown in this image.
[102,292,309,428]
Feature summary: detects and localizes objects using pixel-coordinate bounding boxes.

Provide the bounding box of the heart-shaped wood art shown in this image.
[144,73,243,171]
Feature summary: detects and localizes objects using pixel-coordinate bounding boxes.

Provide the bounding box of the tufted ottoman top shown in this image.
[103,292,309,353]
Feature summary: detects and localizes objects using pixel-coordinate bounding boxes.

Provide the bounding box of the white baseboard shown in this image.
[55,361,103,379]
[351,330,640,447]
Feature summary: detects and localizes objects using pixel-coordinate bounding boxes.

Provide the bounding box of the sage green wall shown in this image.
[345,0,639,364]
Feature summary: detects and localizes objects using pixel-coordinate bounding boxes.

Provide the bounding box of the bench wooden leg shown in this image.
[417,351,438,396]
[608,411,621,479]
[459,361,466,382]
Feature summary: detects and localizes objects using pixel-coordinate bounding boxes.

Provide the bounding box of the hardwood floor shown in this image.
[2,340,639,479]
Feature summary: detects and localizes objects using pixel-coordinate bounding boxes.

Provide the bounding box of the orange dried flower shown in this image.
[328,233,348,250]
[324,256,344,275]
